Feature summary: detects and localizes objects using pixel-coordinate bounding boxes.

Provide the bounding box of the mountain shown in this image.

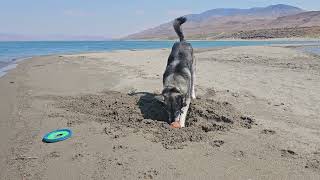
[187,4,303,21]
[269,11,320,28]
[215,11,320,39]
[124,4,315,40]
[0,34,110,41]
[0,34,31,41]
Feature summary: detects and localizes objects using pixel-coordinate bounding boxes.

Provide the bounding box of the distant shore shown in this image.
[121,37,320,42]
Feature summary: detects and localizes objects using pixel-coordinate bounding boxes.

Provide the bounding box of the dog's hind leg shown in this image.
[179,98,191,128]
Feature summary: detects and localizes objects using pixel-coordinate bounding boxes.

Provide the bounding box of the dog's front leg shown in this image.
[191,57,196,99]
[191,73,196,99]
[179,98,191,128]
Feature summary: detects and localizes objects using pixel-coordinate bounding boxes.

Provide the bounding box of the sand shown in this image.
[0,46,319,180]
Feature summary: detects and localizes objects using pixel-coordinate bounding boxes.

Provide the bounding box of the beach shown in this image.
[0,46,320,179]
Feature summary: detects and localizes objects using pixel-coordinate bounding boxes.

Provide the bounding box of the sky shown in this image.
[0,0,319,39]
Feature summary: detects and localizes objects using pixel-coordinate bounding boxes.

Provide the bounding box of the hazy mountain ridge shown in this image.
[125,4,320,40]
[0,34,110,41]
[186,4,303,21]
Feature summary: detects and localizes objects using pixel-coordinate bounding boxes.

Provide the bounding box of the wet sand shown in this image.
[0,46,319,180]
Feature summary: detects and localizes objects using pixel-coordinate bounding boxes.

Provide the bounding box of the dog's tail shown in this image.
[173,17,187,42]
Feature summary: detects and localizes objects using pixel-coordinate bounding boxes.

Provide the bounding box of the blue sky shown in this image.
[0,0,319,38]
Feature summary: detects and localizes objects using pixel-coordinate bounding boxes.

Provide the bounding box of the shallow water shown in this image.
[0,40,319,77]
[1,40,320,63]
[301,46,320,55]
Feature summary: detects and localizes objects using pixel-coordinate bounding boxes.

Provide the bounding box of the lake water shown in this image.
[301,46,320,56]
[0,40,320,77]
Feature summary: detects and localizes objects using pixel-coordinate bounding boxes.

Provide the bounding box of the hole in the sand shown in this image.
[129,92,169,123]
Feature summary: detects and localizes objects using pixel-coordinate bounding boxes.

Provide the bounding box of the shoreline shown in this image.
[120,37,320,41]
[0,57,32,78]
[1,41,320,79]
[1,39,320,79]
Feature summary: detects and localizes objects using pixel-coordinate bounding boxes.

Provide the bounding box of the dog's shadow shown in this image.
[129,92,168,122]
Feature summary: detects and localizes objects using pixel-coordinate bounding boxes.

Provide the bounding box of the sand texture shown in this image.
[0,46,320,180]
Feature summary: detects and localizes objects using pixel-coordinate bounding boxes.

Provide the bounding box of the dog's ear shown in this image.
[161,89,169,98]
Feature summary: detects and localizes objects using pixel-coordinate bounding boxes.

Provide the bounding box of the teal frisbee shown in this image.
[42,129,72,143]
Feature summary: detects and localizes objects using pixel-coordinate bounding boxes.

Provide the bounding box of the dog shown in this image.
[162,16,196,128]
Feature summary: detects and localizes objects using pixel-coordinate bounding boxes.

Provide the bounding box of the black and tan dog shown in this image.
[162,17,196,128]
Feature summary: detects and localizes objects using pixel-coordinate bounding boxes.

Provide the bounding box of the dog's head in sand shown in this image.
[162,17,196,128]
[162,87,186,123]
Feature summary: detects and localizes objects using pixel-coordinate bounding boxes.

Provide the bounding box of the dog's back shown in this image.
[163,17,194,96]
[163,42,193,94]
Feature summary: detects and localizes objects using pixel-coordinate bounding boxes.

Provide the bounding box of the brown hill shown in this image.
[215,26,320,39]
[124,6,320,40]
[269,11,320,28]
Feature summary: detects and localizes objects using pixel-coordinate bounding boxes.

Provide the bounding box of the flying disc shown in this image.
[42,129,72,143]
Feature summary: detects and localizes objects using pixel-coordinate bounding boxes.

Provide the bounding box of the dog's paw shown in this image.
[170,121,182,128]
[192,94,196,100]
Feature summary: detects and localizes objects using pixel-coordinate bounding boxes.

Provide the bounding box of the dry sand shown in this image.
[0,46,319,180]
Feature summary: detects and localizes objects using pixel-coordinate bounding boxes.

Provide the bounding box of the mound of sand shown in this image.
[57,91,255,149]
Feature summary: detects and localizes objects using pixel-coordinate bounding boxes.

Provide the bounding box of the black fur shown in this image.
[162,17,195,124]
[173,16,187,42]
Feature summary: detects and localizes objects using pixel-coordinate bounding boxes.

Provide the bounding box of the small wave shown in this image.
[0,63,17,78]
[0,57,31,78]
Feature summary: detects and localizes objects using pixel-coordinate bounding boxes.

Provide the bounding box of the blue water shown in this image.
[301,46,320,55]
[1,40,320,76]
[2,40,320,64]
